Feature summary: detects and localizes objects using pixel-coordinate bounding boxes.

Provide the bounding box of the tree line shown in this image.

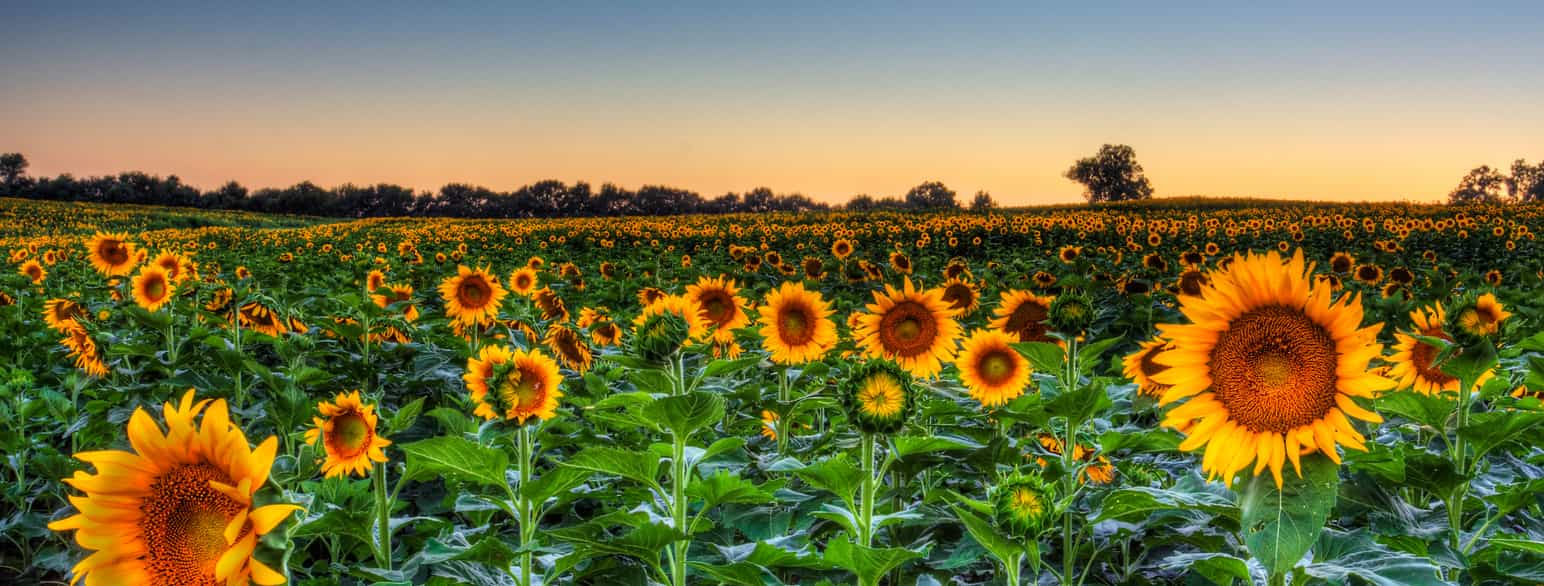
[0,144,1170,218]
[1448,159,1544,204]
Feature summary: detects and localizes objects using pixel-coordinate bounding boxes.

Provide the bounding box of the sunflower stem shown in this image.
[1061,336,1081,586]
[517,424,536,586]
[859,432,877,547]
[373,459,391,570]
[776,367,792,456]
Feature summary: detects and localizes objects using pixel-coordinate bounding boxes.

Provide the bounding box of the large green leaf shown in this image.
[1013,341,1066,376]
[401,436,509,489]
[950,505,1026,570]
[1160,552,1252,585]
[1459,410,1544,462]
[1377,391,1454,430]
[686,469,782,510]
[562,446,664,493]
[1239,454,1340,576]
[642,391,725,437]
[1094,473,1239,522]
[890,434,983,460]
[790,453,865,509]
[1303,529,1444,586]
[823,537,925,586]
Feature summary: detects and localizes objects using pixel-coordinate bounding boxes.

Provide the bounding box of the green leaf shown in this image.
[1013,341,1066,376]
[1488,536,1544,555]
[1161,552,1251,585]
[951,505,1026,571]
[562,446,663,493]
[687,561,774,586]
[521,465,591,506]
[1044,377,1112,426]
[792,454,865,509]
[419,535,518,570]
[1239,454,1340,576]
[686,469,782,510]
[823,537,924,586]
[1094,473,1239,522]
[642,392,725,438]
[1460,410,1544,462]
[703,356,764,378]
[386,397,425,434]
[1304,528,1444,586]
[1377,391,1454,430]
[890,434,983,460]
[401,436,509,489]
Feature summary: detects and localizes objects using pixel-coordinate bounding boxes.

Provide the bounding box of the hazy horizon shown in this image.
[5,1,1542,205]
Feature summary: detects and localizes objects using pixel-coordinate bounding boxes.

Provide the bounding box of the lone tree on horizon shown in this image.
[1065,144,1153,203]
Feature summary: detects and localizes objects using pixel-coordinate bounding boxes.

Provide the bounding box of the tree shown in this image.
[1065,144,1154,203]
[1448,165,1507,204]
[0,153,29,192]
[970,190,997,210]
[1507,159,1544,203]
[903,181,958,209]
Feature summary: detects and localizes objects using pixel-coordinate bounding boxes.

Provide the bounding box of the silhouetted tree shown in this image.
[202,181,248,209]
[0,153,29,195]
[903,181,958,209]
[1448,165,1507,204]
[1507,159,1543,203]
[845,194,876,211]
[970,190,996,210]
[1065,144,1154,203]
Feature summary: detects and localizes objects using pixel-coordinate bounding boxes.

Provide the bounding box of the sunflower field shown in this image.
[3,196,1543,585]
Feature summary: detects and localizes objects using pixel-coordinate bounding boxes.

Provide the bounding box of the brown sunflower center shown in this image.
[328,411,373,457]
[144,275,167,300]
[459,277,491,307]
[1209,305,1339,433]
[942,285,973,310]
[1411,328,1455,385]
[1003,300,1051,342]
[977,350,1018,385]
[777,303,815,345]
[879,301,937,357]
[140,463,247,585]
[99,241,129,266]
[497,367,546,413]
[699,291,734,325]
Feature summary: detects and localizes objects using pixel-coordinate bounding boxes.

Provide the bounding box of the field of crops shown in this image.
[2,196,1542,585]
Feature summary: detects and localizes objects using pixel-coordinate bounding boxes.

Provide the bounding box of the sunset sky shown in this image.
[4,2,1541,205]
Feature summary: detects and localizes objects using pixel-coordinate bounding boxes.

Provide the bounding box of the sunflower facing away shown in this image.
[439,265,508,326]
[49,389,301,585]
[854,278,961,378]
[748,282,831,365]
[464,345,564,425]
[86,231,139,277]
[1122,337,1173,398]
[132,265,176,312]
[955,329,1032,408]
[304,391,391,478]
[686,275,749,342]
[1153,249,1390,488]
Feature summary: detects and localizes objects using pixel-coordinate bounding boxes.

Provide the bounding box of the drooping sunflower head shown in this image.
[533,288,569,322]
[992,472,1054,538]
[840,360,915,435]
[1047,289,1095,335]
[43,298,88,333]
[50,389,300,585]
[756,281,837,365]
[371,283,419,322]
[1122,337,1173,398]
[854,277,962,378]
[939,277,981,317]
[439,265,508,326]
[239,302,290,337]
[463,345,564,425]
[955,329,1032,408]
[545,323,594,374]
[366,269,387,292]
[86,231,138,276]
[1176,269,1209,297]
[508,267,539,296]
[590,319,622,347]
[632,294,710,363]
[131,265,176,312]
[304,390,391,479]
[61,328,110,377]
[20,259,45,284]
[1153,249,1391,488]
[991,289,1055,343]
[759,409,779,441]
[687,275,749,341]
[1444,291,1511,347]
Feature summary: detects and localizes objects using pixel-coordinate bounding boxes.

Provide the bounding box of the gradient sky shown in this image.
[4,2,1542,205]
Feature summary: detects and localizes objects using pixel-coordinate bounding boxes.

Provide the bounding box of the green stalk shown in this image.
[859,432,877,546]
[1004,552,1022,586]
[667,351,691,586]
[1061,336,1080,586]
[1447,377,1474,555]
[776,367,792,456]
[373,460,391,570]
[518,425,535,586]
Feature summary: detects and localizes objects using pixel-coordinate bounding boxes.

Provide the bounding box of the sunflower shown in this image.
[637,286,666,307]
[756,282,837,365]
[1388,303,1493,396]
[853,277,961,378]
[956,329,1032,408]
[131,265,176,312]
[1058,245,1081,263]
[239,302,289,337]
[990,289,1055,344]
[304,391,391,478]
[440,265,507,326]
[545,324,594,374]
[508,267,539,296]
[49,389,300,585]
[86,232,139,276]
[992,472,1053,538]
[533,288,568,322]
[831,239,854,260]
[62,328,110,377]
[43,298,88,333]
[802,256,826,280]
[1122,338,1172,398]
[366,269,387,292]
[1448,292,1511,342]
[591,320,622,347]
[1176,269,1209,297]
[760,410,779,441]
[371,283,419,322]
[687,275,749,342]
[841,360,915,434]
[1153,249,1389,488]
[888,251,913,275]
[20,259,45,284]
[939,277,980,317]
[1354,264,1383,284]
[1031,271,1057,289]
[153,251,190,283]
[463,345,564,425]
[632,294,711,361]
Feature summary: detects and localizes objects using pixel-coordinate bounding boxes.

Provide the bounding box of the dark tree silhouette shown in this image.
[903,181,959,209]
[1065,144,1154,203]
[1448,165,1507,204]
[970,190,997,210]
[0,153,29,194]
[1507,159,1543,203]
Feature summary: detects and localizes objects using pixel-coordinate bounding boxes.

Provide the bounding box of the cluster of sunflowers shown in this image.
[2,195,1542,585]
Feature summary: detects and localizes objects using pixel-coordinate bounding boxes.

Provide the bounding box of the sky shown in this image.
[3,1,1542,206]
